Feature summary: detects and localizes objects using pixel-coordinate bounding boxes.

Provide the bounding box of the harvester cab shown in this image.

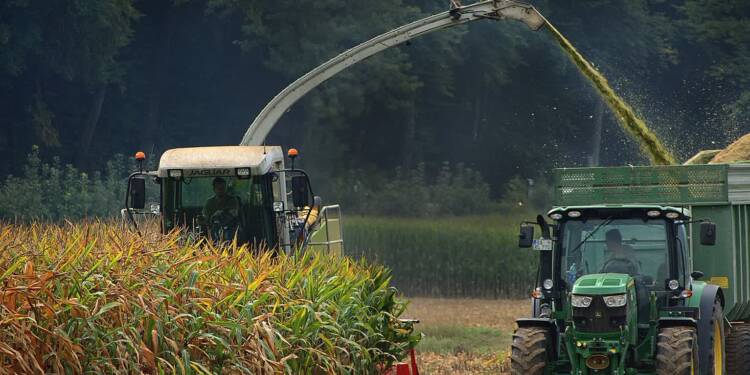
[123,146,344,255]
[509,164,750,375]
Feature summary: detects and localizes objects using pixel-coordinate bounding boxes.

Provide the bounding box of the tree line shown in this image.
[1,0,747,204]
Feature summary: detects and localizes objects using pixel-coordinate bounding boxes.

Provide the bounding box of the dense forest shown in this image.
[1,0,748,208]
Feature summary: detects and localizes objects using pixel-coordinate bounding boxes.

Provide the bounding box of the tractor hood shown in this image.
[571,273,632,295]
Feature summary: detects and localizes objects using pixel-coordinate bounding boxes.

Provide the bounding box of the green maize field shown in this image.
[344,215,538,299]
[0,221,418,374]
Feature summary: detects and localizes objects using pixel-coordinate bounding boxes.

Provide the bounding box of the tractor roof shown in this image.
[548,205,692,220]
[157,146,283,178]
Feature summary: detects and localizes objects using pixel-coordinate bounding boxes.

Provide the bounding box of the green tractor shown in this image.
[511,163,750,375]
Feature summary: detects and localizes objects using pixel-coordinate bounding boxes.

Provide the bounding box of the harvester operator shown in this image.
[600,229,640,275]
[203,177,240,224]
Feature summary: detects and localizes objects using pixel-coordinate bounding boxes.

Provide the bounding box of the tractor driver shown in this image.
[600,229,640,275]
[203,177,240,226]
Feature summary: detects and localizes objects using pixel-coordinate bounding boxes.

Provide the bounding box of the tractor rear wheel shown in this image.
[726,323,750,375]
[510,327,549,375]
[655,326,698,375]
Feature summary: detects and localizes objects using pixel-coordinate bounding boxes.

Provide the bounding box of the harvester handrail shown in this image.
[306,205,345,254]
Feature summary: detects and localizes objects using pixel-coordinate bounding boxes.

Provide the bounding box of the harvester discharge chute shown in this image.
[239,0,545,146]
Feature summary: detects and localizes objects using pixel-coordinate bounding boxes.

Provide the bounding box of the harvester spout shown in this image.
[240,0,545,146]
[456,1,545,30]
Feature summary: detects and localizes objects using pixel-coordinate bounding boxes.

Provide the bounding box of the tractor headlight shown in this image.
[571,295,593,308]
[647,210,661,218]
[668,279,680,290]
[603,294,627,308]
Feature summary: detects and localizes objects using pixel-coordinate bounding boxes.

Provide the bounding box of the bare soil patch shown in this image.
[405,297,529,375]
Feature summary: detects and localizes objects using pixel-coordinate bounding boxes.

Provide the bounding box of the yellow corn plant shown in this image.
[0,221,418,374]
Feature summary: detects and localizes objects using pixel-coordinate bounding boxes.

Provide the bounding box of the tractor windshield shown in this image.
[162,175,278,247]
[560,218,670,290]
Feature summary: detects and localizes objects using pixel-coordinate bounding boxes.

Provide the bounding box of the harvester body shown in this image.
[124,146,344,254]
[512,163,750,375]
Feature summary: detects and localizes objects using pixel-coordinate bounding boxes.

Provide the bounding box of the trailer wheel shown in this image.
[510,327,549,375]
[655,326,698,375]
[706,300,725,375]
[726,323,750,375]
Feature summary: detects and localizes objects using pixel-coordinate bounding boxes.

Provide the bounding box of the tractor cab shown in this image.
[520,206,715,309]
[516,204,719,374]
[553,206,693,296]
[124,146,344,254]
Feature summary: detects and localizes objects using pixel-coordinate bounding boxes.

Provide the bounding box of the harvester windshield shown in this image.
[560,218,681,290]
[162,174,277,247]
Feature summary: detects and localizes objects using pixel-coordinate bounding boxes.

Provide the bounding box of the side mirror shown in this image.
[519,224,534,248]
[129,177,146,210]
[700,221,717,246]
[291,175,310,208]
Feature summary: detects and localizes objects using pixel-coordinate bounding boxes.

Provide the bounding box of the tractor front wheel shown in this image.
[726,323,750,375]
[655,326,698,375]
[510,327,549,375]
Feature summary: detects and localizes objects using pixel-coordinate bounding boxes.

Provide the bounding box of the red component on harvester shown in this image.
[384,349,419,375]
[394,363,411,375]
[409,349,419,375]
[135,151,146,161]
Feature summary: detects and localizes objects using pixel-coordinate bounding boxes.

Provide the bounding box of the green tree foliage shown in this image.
[0,0,138,149]
[0,0,748,213]
[682,0,750,84]
[0,148,132,220]
[682,0,750,132]
[0,0,138,83]
[325,162,496,217]
[0,149,501,219]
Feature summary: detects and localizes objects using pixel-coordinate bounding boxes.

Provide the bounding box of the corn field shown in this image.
[345,215,538,299]
[0,221,418,374]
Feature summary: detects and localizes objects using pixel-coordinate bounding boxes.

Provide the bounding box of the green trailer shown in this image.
[511,163,750,375]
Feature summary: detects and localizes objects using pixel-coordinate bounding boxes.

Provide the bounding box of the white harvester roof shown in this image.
[157,146,284,178]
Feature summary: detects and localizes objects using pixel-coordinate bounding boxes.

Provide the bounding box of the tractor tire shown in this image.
[726,323,750,375]
[655,326,698,375]
[704,299,726,375]
[510,327,549,375]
